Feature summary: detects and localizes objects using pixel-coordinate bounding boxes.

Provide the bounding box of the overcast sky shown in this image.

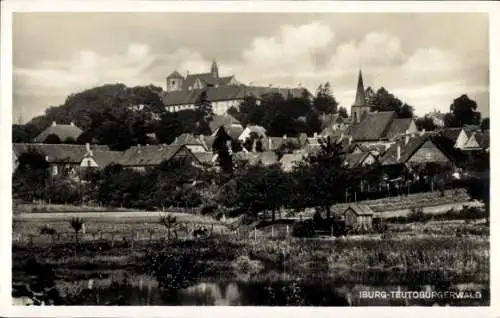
[12,12,489,122]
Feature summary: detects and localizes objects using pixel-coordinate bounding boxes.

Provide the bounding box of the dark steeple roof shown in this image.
[210,60,219,79]
[353,70,366,107]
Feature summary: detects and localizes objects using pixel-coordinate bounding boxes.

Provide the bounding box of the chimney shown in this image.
[268,137,272,150]
[283,134,287,141]
[137,144,141,154]
[52,121,57,127]
[396,145,401,161]
[420,129,426,136]
[405,135,410,145]
[313,132,318,138]
[70,121,75,126]
[348,136,353,145]
[85,142,90,152]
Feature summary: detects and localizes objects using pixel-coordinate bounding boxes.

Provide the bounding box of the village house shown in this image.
[117,144,201,172]
[208,114,244,139]
[13,143,109,177]
[238,125,267,142]
[343,204,375,229]
[379,131,460,171]
[170,133,209,152]
[343,151,378,169]
[162,61,309,115]
[439,127,472,149]
[33,121,83,143]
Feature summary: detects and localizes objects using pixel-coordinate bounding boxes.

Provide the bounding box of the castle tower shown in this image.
[351,70,370,123]
[166,70,184,92]
[210,60,219,79]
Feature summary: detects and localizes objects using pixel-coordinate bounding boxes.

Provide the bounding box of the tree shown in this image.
[480,117,489,131]
[368,87,414,118]
[195,90,214,121]
[12,125,31,143]
[294,137,348,219]
[313,82,339,114]
[338,107,349,119]
[212,127,233,175]
[415,117,437,131]
[449,94,481,126]
[12,150,50,202]
[155,112,184,144]
[70,217,84,245]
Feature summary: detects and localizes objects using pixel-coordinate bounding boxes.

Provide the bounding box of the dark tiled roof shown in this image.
[192,152,216,164]
[348,111,397,141]
[379,133,434,166]
[345,204,374,216]
[33,123,83,143]
[385,118,415,140]
[183,73,219,90]
[171,133,206,149]
[118,144,196,166]
[474,132,490,148]
[86,150,124,167]
[208,114,241,133]
[13,143,109,163]
[343,152,373,169]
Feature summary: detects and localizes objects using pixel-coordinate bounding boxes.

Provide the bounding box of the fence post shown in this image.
[271,226,274,238]
[286,225,289,237]
[111,235,115,248]
[330,224,333,237]
[254,227,257,242]
[136,232,140,240]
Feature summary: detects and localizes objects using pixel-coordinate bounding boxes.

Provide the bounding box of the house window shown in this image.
[171,80,176,85]
[425,153,432,160]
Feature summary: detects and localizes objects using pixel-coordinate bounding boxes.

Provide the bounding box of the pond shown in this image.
[65,278,489,306]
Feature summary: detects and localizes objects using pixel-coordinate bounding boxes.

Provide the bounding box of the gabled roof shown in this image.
[171,133,206,149]
[385,118,415,140]
[118,144,197,166]
[33,123,83,143]
[84,150,124,167]
[345,204,374,216]
[13,143,109,163]
[474,132,490,149]
[192,151,216,164]
[343,151,374,169]
[208,114,241,133]
[183,73,219,89]
[348,111,397,141]
[379,132,447,166]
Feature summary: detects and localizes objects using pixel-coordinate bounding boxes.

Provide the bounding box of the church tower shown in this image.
[210,60,219,79]
[166,70,184,92]
[351,70,370,123]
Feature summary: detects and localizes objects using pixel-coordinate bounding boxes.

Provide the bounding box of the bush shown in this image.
[407,207,429,223]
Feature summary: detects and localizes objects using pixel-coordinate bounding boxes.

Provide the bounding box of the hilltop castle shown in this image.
[162,60,308,115]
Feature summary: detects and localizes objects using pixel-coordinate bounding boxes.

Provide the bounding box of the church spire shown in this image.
[353,69,366,107]
[210,60,219,79]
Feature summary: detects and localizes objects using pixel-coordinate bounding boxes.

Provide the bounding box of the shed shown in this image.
[343,204,374,228]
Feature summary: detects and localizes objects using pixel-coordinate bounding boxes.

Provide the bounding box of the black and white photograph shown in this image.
[1,1,497,315]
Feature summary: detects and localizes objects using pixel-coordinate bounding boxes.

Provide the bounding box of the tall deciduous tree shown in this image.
[338,106,349,119]
[313,82,339,114]
[368,87,414,118]
[447,94,481,127]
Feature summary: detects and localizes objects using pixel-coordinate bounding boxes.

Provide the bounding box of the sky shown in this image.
[12,12,489,122]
